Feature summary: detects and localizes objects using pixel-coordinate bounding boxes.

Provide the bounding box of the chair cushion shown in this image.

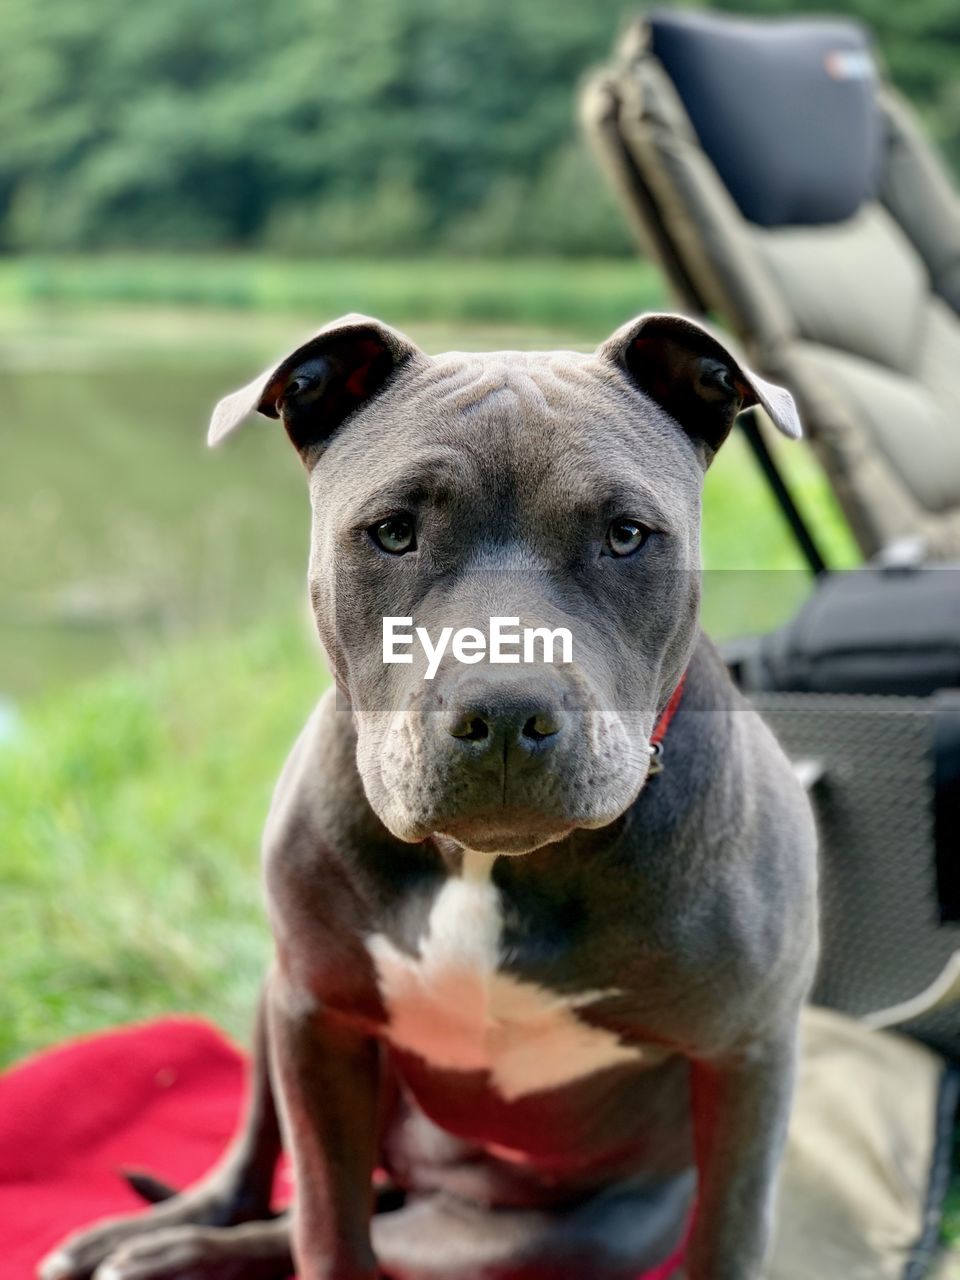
[792,339,960,515]
[648,9,881,227]
[750,205,927,374]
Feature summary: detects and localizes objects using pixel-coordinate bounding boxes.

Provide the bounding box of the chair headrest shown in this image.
[647,9,881,227]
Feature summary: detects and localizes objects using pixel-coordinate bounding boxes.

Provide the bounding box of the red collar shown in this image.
[652,675,686,747]
[648,674,686,774]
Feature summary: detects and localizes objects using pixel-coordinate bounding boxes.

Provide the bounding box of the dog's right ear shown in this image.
[598,313,800,457]
[207,314,422,457]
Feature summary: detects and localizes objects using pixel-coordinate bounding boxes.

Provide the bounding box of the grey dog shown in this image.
[41,313,818,1280]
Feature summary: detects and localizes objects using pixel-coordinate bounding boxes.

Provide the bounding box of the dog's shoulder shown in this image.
[261,687,382,877]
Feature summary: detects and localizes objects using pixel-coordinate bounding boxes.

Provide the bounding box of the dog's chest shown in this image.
[365,855,643,1101]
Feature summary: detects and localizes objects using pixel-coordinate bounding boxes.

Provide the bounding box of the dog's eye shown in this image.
[604,518,650,558]
[370,514,417,555]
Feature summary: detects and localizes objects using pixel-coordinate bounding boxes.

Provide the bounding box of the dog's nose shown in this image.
[445,679,566,756]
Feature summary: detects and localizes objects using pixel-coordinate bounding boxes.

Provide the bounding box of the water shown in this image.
[1,306,314,699]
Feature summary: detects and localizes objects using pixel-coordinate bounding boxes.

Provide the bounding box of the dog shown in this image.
[41,313,818,1280]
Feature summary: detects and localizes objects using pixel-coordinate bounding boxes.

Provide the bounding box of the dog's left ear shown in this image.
[207,313,422,456]
[598,313,800,455]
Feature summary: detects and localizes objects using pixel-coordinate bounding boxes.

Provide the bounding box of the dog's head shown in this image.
[210,313,799,855]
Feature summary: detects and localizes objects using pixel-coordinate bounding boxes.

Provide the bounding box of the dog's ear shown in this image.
[207,314,421,456]
[598,313,800,455]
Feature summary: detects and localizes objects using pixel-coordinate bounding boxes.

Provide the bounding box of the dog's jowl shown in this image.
[41,313,817,1280]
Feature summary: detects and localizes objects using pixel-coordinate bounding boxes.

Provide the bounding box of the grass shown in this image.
[0,614,324,1064]
[0,254,665,334]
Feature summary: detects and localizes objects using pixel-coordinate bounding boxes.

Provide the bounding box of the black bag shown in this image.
[741,563,960,697]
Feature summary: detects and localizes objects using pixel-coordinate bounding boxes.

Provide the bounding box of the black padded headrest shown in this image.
[647,10,881,227]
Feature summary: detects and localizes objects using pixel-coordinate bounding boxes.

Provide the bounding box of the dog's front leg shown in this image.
[267,971,380,1280]
[685,1029,798,1280]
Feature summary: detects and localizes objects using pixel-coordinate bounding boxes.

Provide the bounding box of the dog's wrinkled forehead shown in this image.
[322,346,700,510]
[414,347,646,433]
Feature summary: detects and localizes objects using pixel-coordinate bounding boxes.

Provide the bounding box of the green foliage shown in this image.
[0,615,323,1063]
[0,0,632,255]
[3,0,952,256]
[0,254,666,328]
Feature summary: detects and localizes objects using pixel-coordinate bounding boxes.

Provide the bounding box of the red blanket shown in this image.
[0,1019,683,1279]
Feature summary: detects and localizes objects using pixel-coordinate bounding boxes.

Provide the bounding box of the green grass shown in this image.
[0,255,664,333]
[0,614,325,1064]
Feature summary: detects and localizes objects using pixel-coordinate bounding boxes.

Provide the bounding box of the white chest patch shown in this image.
[365,853,643,1101]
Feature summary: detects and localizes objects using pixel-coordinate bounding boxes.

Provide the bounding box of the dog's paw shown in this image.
[89,1227,235,1280]
[35,1166,281,1280]
[86,1224,291,1280]
[38,1217,150,1280]
[37,1192,224,1280]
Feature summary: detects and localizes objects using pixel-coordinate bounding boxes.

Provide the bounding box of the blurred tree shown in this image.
[0,0,955,256]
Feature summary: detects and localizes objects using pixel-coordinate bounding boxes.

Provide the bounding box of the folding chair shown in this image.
[582,10,960,1057]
